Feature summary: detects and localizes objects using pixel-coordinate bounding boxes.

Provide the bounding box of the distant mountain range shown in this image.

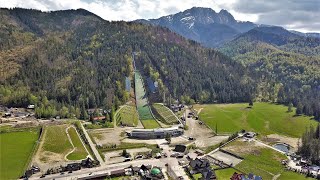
[135,7,319,47]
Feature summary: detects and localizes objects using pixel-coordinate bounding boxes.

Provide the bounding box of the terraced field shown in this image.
[152,103,179,124]
[115,105,139,127]
[134,71,160,129]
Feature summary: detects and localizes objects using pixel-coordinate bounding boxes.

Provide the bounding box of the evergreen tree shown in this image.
[288,102,293,112]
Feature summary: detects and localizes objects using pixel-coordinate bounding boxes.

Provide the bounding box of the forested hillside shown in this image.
[220,27,320,120]
[0,8,254,119]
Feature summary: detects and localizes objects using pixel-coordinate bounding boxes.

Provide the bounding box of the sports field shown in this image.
[135,71,159,129]
[0,128,39,179]
[195,102,318,137]
[66,127,88,160]
[38,125,87,163]
[152,103,179,124]
[115,105,139,126]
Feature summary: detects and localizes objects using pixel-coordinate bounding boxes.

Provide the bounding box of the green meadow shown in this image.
[223,140,313,180]
[141,119,161,129]
[0,128,39,179]
[40,125,87,162]
[195,102,318,137]
[115,105,139,127]
[66,127,88,160]
[41,125,73,155]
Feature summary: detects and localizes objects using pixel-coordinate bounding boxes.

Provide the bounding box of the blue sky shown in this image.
[0,0,319,32]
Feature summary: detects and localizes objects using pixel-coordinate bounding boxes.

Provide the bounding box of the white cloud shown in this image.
[0,0,319,32]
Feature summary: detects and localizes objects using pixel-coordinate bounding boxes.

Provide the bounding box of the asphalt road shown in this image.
[32,159,165,180]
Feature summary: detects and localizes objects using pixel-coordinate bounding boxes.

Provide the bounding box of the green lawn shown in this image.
[195,102,318,137]
[0,125,13,132]
[223,140,311,180]
[215,166,311,180]
[278,171,313,180]
[41,125,73,155]
[235,148,286,179]
[141,119,160,129]
[0,129,39,179]
[193,173,202,179]
[152,103,179,124]
[215,168,241,179]
[66,127,88,160]
[115,105,139,126]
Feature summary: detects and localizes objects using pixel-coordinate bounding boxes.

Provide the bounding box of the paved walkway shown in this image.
[79,122,104,164]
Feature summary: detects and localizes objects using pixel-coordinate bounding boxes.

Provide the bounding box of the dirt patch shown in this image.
[122,138,158,145]
[32,124,82,172]
[196,135,229,148]
[39,151,64,164]
[88,128,124,146]
[223,139,264,156]
[262,134,299,150]
[210,151,243,166]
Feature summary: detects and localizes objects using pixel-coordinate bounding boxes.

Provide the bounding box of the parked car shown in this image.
[188,137,195,140]
[176,153,184,158]
[170,152,179,157]
[135,155,144,159]
[124,157,132,162]
[155,153,162,159]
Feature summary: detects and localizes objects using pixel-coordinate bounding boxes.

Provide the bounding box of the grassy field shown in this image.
[41,125,73,156]
[135,71,160,129]
[0,128,39,179]
[152,103,179,124]
[40,124,88,162]
[140,119,161,129]
[195,102,318,137]
[222,140,312,180]
[66,127,88,160]
[235,148,286,179]
[115,105,139,126]
[215,168,241,179]
[278,171,313,179]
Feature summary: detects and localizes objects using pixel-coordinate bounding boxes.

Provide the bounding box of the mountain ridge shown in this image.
[134,7,257,47]
[0,7,254,119]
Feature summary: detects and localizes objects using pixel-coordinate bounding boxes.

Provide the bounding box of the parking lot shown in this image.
[183,109,229,148]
